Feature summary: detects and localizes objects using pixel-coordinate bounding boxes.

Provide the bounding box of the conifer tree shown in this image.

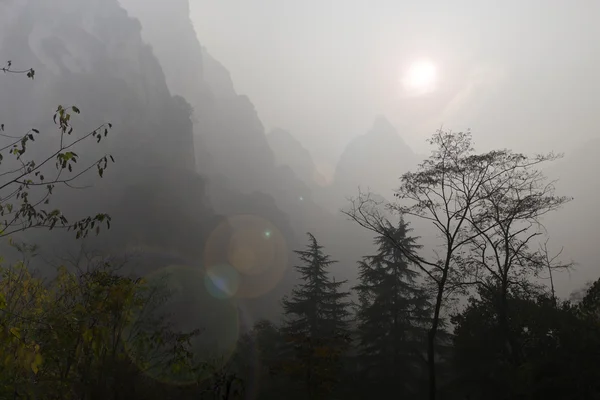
[281,233,352,399]
[353,218,431,397]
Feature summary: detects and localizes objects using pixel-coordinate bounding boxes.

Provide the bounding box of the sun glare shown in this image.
[402,60,437,95]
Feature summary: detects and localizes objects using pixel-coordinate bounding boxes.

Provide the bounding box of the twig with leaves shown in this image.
[0,105,114,239]
[1,61,35,79]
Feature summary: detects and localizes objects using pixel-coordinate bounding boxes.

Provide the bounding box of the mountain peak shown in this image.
[370,115,397,137]
[332,115,418,202]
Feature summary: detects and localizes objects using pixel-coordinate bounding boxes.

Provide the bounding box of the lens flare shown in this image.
[203,214,288,299]
[204,264,240,299]
[123,264,240,386]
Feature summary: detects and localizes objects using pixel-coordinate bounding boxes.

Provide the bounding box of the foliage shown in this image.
[227,319,289,400]
[0,61,114,239]
[449,282,600,399]
[0,250,205,399]
[1,61,35,79]
[344,129,568,399]
[353,218,431,397]
[281,233,352,399]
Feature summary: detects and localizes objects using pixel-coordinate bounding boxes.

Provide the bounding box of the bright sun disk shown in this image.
[403,60,437,95]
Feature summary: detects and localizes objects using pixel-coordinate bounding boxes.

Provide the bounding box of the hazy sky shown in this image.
[190,0,600,168]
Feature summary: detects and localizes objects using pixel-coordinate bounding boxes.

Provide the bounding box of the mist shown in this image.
[189,1,600,159]
[0,0,599,398]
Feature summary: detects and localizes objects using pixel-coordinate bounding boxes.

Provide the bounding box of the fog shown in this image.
[124,0,600,295]
[190,0,600,162]
[0,0,599,398]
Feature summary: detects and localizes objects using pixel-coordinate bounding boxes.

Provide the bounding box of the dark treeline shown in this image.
[4,219,600,400]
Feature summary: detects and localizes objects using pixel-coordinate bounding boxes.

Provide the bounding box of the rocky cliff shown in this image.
[119,0,377,305]
[0,0,215,264]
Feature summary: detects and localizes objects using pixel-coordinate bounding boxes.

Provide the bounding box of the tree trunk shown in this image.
[499,282,521,366]
[427,278,446,400]
[427,328,437,400]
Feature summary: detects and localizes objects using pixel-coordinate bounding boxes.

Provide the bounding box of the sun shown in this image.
[402,60,437,95]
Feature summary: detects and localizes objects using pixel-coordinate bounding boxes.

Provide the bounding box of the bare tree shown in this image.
[536,240,575,307]
[454,157,572,365]
[343,129,569,400]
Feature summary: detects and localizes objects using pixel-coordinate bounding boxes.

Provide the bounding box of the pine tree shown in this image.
[353,218,431,397]
[281,233,352,399]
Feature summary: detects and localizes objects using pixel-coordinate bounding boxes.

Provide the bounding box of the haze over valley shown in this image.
[0,1,599,399]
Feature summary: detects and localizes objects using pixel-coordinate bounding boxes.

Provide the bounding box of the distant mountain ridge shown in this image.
[332,115,419,203]
[267,128,327,188]
[118,0,378,318]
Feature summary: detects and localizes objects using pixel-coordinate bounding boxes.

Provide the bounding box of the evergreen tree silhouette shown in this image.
[281,233,352,399]
[353,218,431,397]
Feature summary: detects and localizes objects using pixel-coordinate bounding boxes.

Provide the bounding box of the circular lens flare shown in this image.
[205,264,240,299]
[123,264,240,386]
[203,214,288,299]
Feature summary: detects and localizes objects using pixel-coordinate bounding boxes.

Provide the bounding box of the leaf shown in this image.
[83,329,94,343]
[9,327,21,340]
[31,353,43,374]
